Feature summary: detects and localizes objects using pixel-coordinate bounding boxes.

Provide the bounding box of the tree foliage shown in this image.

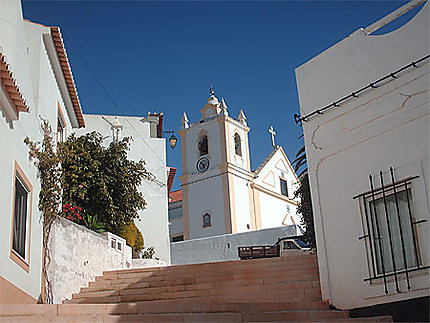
[60,132,154,235]
[292,138,316,248]
[119,222,144,258]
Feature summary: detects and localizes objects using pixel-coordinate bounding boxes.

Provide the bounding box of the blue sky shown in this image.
[22,0,419,191]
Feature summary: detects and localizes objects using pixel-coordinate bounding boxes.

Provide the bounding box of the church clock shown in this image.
[196,156,210,173]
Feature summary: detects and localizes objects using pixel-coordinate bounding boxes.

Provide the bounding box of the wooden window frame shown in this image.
[10,161,33,273]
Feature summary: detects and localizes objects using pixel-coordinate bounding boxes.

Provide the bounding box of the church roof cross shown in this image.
[269,125,276,147]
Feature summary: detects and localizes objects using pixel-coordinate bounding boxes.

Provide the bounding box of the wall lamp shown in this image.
[162,131,178,149]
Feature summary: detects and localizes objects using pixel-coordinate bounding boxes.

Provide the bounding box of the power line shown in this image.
[40,1,168,168]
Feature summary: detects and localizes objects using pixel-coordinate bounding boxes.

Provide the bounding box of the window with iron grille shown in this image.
[355,167,427,294]
[366,187,418,275]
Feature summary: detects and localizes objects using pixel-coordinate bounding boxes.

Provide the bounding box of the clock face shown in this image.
[196,156,210,173]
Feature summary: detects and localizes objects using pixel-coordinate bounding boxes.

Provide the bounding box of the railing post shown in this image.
[370,174,388,294]
[390,167,411,290]
[380,170,400,293]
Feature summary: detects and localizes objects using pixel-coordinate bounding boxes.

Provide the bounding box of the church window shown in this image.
[234,133,242,156]
[198,135,209,156]
[203,212,211,228]
[280,179,288,197]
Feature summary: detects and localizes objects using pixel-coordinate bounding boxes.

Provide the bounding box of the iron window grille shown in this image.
[354,167,428,294]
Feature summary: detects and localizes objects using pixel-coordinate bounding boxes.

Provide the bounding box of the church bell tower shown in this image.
[178,88,255,240]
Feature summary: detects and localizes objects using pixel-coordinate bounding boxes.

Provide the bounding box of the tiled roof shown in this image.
[50,27,85,128]
[0,54,29,114]
[169,189,182,203]
[167,167,176,193]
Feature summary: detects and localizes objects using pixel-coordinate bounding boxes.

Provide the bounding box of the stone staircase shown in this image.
[0,253,393,322]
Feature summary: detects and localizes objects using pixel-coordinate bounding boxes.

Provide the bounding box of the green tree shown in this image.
[60,132,154,235]
[292,137,316,248]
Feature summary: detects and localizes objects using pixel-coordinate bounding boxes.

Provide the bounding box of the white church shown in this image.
[169,89,302,241]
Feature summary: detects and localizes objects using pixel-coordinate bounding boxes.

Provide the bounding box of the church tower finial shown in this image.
[209,83,215,97]
[220,98,229,116]
[181,112,189,129]
[238,109,247,126]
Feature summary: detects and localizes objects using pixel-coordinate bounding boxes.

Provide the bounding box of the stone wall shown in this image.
[170,225,302,265]
[48,217,132,304]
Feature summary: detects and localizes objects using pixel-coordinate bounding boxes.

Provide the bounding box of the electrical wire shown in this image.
[40,1,168,169]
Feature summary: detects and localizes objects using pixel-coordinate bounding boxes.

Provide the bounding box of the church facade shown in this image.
[169,91,301,241]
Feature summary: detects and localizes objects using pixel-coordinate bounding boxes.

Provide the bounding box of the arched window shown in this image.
[198,135,208,156]
[234,133,242,156]
[202,212,211,228]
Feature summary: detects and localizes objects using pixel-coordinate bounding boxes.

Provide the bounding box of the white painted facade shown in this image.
[295,1,429,310]
[0,0,84,301]
[171,224,303,265]
[74,114,171,263]
[175,93,301,241]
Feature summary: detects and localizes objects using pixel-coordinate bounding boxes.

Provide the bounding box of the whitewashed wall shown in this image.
[74,114,171,263]
[0,0,77,301]
[168,200,183,238]
[187,174,226,238]
[296,2,429,310]
[231,175,253,233]
[171,225,303,265]
[254,148,301,228]
[49,217,132,304]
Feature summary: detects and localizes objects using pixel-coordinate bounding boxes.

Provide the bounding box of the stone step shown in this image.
[68,287,323,304]
[81,278,321,294]
[83,278,320,298]
[100,256,318,277]
[100,264,319,282]
[0,301,330,316]
[90,268,319,287]
[102,259,318,278]
[0,303,393,322]
[0,314,395,323]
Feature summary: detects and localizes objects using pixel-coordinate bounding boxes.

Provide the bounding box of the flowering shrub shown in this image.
[61,204,83,223]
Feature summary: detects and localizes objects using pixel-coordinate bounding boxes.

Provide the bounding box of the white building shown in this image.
[295,0,429,317]
[169,91,301,241]
[0,0,85,303]
[74,113,171,263]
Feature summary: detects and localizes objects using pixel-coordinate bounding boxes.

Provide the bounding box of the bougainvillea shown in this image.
[61,204,83,223]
